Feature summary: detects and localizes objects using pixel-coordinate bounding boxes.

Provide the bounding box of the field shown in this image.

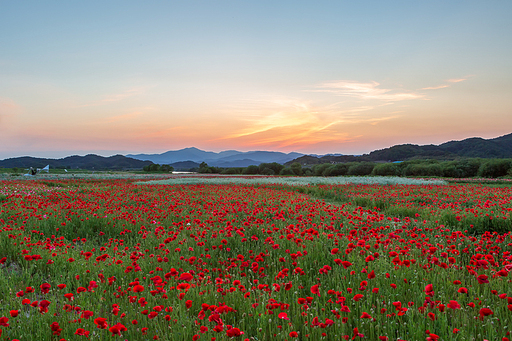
[0,176,511,340]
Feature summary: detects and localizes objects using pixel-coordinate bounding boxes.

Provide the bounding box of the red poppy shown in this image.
[94,317,108,329]
[448,300,461,309]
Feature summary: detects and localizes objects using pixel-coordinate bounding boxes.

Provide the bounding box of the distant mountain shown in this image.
[128,148,304,167]
[286,133,512,165]
[0,154,152,170]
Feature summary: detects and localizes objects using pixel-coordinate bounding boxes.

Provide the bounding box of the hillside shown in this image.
[287,133,512,165]
[0,154,153,170]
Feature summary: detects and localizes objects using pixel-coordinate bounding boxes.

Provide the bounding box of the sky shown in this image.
[1,1,511,159]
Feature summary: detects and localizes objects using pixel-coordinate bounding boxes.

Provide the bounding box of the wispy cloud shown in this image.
[422,77,470,90]
[310,80,424,101]
[215,97,401,149]
[101,87,145,103]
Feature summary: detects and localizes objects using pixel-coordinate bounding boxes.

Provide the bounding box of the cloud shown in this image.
[214,97,401,150]
[422,77,469,90]
[310,80,424,101]
[102,87,145,103]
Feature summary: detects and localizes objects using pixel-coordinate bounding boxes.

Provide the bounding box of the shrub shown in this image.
[322,163,349,176]
[372,163,399,176]
[347,162,376,176]
[279,167,294,175]
[242,165,260,175]
[478,159,511,178]
[312,163,331,176]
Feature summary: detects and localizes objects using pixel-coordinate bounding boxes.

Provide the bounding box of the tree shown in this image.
[290,162,303,176]
[160,164,174,172]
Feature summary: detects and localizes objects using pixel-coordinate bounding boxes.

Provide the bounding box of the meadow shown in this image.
[0,176,511,340]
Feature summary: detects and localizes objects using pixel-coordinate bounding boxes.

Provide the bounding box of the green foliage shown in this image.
[347,162,375,176]
[478,159,512,178]
[242,165,260,175]
[372,163,399,176]
[220,167,242,175]
[258,162,284,175]
[290,162,303,176]
[312,163,331,176]
[322,163,349,176]
[143,163,174,172]
[279,167,294,175]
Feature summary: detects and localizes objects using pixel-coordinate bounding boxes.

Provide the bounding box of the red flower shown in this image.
[40,283,51,294]
[448,300,461,309]
[109,323,127,336]
[289,331,299,337]
[133,285,145,293]
[479,307,493,320]
[179,273,194,281]
[353,294,364,302]
[10,310,19,318]
[0,317,9,327]
[94,317,108,329]
[186,300,193,309]
[477,274,489,284]
[311,284,320,297]
[278,312,289,320]
[75,328,90,337]
[424,284,434,296]
[50,322,62,336]
[226,327,242,337]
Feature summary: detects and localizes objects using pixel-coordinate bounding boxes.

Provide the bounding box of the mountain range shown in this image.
[1,133,511,170]
[286,133,512,165]
[127,148,303,168]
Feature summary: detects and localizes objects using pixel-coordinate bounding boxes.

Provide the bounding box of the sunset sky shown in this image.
[1,1,511,159]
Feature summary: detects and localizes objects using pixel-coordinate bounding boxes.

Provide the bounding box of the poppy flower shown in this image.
[289,331,299,337]
[40,283,51,294]
[179,273,194,281]
[133,285,145,293]
[448,300,461,309]
[94,317,108,329]
[10,310,18,318]
[109,323,127,336]
[311,284,320,297]
[477,274,489,284]
[278,312,289,320]
[479,308,493,320]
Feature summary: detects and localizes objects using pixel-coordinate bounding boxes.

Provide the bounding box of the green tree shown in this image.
[290,162,303,176]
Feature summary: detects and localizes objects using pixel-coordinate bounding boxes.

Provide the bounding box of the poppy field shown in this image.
[0,178,511,341]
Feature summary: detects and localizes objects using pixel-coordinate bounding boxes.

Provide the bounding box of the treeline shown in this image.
[198,158,512,178]
[142,164,174,172]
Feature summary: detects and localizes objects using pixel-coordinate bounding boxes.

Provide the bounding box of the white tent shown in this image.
[41,165,50,173]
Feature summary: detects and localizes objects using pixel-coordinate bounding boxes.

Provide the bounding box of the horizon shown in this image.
[1,1,511,159]
[1,131,509,160]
